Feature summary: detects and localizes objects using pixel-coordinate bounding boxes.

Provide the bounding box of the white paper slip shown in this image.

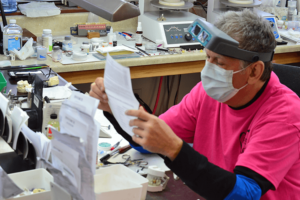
[104,54,139,136]
[69,91,99,117]
[11,107,29,150]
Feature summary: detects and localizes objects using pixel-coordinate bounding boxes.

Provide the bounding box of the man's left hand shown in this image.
[126,106,183,161]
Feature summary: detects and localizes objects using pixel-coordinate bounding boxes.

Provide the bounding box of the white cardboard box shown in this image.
[7,168,53,200]
[95,165,149,200]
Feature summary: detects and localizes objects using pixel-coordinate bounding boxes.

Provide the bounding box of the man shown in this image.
[90,10,300,200]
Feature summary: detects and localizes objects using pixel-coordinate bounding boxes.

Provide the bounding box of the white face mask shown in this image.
[201,61,249,103]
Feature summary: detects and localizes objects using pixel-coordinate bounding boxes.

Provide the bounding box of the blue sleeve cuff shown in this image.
[130,144,152,154]
[224,174,262,200]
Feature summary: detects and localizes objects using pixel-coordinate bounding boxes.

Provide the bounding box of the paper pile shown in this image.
[41,91,100,200]
[18,2,61,18]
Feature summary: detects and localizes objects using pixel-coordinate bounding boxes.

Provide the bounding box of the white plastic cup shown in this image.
[37,46,47,60]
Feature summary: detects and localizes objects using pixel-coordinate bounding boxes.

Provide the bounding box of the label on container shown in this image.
[7,35,21,51]
[136,34,142,44]
[43,36,52,52]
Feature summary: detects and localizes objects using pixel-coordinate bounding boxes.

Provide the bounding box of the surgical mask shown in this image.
[201,61,249,103]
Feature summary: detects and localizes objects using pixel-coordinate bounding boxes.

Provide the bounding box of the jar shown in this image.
[52,46,62,62]
[81,42,90,54]
[37,46,47,61]
[277,20,284,29]
[42,29,52,52]
[62,35,73,51]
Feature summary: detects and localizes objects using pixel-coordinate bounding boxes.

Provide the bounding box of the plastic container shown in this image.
[37,46,47,61]
[42,29,52,53]
[0,72,7,93]
[95,165,148,200]
[51,46,62,62]
[3,19,22,56]
[94,171,142,200]
[62,35,72,51]
[7,168,53,200]
[1,0,17,13]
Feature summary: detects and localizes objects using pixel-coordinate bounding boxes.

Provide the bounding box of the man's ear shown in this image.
[248,61,264,85]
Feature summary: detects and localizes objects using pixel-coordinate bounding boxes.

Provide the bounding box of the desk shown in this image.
[1,44,300,84]
[146,171,204,200]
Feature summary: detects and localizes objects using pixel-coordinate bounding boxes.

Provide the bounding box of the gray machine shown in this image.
[139,0,205,48]
[188,18,274,62]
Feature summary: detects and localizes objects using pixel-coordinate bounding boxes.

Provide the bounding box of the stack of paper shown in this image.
[41,91,100,200]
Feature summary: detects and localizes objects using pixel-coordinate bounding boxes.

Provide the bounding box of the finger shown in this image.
[90,84,109,102]
[132,127,146,138]
[89,90,108,103]
[129,118,147,129]
[126,108,150,121]
[91,82,103,96]
[95,77,105,92]
[132,134,144,145]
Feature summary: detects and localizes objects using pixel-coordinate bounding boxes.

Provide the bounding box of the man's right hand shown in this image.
[89,77,112,113]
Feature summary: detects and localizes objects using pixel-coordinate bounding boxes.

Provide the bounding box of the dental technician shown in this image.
[90,10,300,200]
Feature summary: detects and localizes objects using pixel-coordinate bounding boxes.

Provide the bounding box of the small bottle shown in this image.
[31,41,37,57]
[52,46,62,62]
[135,22,143,46]
[113,34,117,47]
[3,19,23,56]
[108,27,114,46]
[42,29,53,53]
[47,114,60,140]
[292,9,298,21]
[62,35,72,51]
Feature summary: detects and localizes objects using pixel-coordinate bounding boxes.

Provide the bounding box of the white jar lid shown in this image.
[148,165,165,177]
[9,19,16,24]
[43,29,52,34]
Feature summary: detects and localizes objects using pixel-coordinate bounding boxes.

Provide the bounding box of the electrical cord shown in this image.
[152,76,163,115]
[166,76,170,109]
[193,1,207,13]
[174,75,181,105]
